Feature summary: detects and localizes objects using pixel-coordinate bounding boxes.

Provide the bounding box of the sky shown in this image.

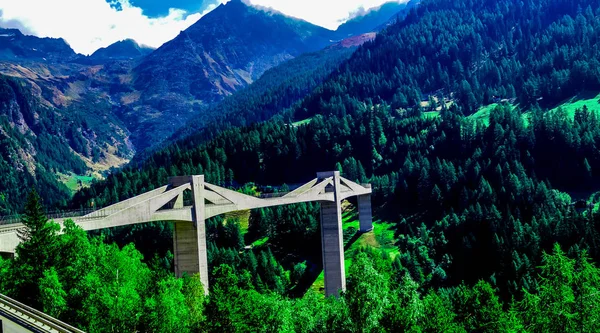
[0,0,402,55]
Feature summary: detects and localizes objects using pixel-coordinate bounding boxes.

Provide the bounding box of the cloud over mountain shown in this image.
[0,0,224,55]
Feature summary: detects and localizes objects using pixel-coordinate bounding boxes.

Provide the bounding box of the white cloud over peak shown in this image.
[0,0,225,55]
[0,0,404,55]
[247,0,405,30]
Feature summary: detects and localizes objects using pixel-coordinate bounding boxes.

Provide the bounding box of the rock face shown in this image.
[0,28,77,62]
[89,39,154,61]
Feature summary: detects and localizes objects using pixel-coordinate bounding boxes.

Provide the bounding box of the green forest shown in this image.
[4,0,600,331]
[4,190,600,332]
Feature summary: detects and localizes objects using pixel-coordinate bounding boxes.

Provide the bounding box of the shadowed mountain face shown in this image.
[136,0,334,99]
[0,28,77,62]
[90,39,155,61]
[0,73,133,213]
[126,0,337,149]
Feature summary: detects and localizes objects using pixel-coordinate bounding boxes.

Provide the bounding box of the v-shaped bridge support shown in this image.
[168,171,372,297]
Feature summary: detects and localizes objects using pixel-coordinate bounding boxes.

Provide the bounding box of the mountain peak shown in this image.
[90,39,154,61]
[0,27,76,61]
[130,0,336,149]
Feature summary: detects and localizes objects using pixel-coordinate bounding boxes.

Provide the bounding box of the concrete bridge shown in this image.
[0,171,372,297]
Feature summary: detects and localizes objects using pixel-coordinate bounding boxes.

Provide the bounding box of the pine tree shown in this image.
[12,190,59,307]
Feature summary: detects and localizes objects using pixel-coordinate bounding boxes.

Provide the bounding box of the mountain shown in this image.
[71,0,600,316]
[335,1,409,37]
[89,39,154,61]
[156,33,373,153]
[126,0,337,149]
[0,0,394,153]
[0,28,77,62]
[0,0,346,204]
[0,72,132,213]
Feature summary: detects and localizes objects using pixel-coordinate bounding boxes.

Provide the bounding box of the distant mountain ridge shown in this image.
[0,28,77,62]
[125,0,338,149]
[90,39,154,61]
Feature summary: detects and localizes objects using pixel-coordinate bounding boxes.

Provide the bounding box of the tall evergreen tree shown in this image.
[11,190,59,307]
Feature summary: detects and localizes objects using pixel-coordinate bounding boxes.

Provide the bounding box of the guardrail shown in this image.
[0,293,85,332]
[0,207,123,229]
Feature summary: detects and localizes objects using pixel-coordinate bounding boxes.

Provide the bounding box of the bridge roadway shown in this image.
[0,293,85,333]
[0,171,373,297]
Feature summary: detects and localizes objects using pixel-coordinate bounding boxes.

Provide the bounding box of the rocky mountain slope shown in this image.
[0,72,131,213]
[127,0,337,149]
[0,0,404,210]
[0,28,77,62]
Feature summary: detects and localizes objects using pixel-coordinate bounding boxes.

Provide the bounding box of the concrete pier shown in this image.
[318,171,346,297]
[173,222,201,276]
[191,175,209,295]
[171,175,209,295]
[358,189,373,232]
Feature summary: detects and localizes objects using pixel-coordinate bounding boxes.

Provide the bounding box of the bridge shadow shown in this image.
[344,230,362,251]
[288,228,365,298]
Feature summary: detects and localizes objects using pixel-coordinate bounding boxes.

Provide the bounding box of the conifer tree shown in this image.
[12,189,59,307]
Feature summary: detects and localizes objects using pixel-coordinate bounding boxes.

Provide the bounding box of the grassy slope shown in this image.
[547,91,600,118]
[469,91,600,126]
[58,173,95,194]
[292,118,313,127]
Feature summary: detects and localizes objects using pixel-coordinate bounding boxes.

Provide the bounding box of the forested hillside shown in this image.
[4,0,600,331]
[0,73,130,214]
[296,0,600,120]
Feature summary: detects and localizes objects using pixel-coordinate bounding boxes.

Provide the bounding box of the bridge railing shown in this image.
[0,214,21,226]
[0,207,116,227]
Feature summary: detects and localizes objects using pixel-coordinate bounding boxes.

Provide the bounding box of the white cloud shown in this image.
[247,0,405,30]
[0,0,403,55]
[0,0,225,55]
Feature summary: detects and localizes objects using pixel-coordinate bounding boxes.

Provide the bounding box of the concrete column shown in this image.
[191,175,209,295]
[358,187,373,232]
[173,175,209,295]
[318,171,346,297]
[173,221,200,275]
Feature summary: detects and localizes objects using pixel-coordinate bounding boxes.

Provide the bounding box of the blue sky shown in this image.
[126,0,218,17]
[0,0,403,55]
